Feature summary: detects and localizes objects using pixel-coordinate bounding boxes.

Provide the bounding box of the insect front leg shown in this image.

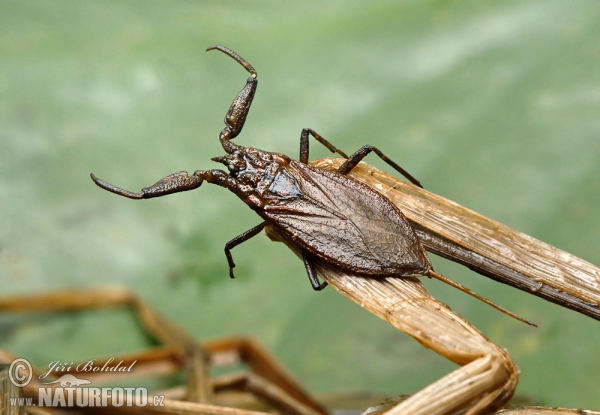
[338,145,423,188]
[302,251,328,291]
[207,46,258,154]
[224,222,266,278]
[299,128,349,163]
[91,169,229,199]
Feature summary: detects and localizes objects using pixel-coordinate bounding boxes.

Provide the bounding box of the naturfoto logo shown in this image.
[7,357,165,409]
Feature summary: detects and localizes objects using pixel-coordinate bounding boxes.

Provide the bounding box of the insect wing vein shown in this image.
[263,162,430,275]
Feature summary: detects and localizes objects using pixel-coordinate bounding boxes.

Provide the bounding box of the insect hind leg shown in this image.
[225,222,266,279]
[337,145,423,188]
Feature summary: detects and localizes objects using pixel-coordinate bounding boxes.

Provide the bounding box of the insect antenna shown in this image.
[426,270,537,327]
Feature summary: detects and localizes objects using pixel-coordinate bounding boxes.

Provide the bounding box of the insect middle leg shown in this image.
[338,145,423,188]
[299,128,349,162]
[298,128,422,188]
[225,222,266,278]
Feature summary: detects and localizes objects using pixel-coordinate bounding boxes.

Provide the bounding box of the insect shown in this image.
[91,45,533,326]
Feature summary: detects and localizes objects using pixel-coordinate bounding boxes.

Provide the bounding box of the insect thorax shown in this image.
[218,146,302,207]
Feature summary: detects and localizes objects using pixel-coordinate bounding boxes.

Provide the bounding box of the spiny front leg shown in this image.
[91,169,229,199]
[207,45,258,153]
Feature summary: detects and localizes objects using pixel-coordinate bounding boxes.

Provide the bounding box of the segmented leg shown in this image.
[90,169,229,200]
[302,251,328,291]
[225,222,266,279]
[299,128,349,163]
[207,45,258,154]
[338,145,423,188]
[298,128,422,188]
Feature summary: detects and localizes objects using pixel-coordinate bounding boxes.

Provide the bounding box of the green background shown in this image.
[2,0,600,409]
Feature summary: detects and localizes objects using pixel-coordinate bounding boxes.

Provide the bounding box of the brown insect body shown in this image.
[263,161,431,276]
[91,45,534,326]
[219,146,431,277]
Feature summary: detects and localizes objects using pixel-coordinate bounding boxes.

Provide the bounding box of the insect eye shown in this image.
[227,157,247,174]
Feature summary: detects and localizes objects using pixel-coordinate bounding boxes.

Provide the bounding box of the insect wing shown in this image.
[262,161,430,276]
